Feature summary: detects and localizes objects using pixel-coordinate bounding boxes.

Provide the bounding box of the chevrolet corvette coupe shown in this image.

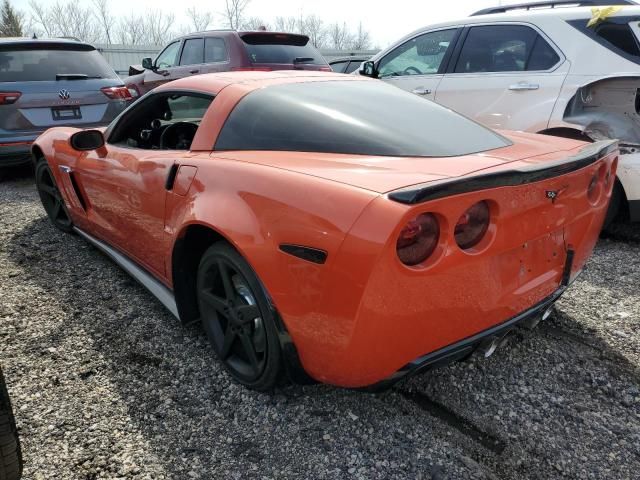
[31,71,617,390]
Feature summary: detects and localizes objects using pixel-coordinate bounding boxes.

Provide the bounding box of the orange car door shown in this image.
[75,146,176,280]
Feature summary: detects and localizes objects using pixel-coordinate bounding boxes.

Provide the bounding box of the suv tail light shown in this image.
[319,66,332,72]
[396,213,440,266]
[455,201,490,250]
[101,86,133,100]
[0,92,21,105]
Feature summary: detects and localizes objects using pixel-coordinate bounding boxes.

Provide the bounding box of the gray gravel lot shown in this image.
[0,168,639,480]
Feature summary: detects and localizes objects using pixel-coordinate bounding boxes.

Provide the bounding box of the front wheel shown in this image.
[35,160,73,233]
[197,243,283,391]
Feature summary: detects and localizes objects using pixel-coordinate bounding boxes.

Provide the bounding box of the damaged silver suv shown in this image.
[359,0,640,225]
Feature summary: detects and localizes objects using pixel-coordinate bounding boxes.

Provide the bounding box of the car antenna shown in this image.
[32,33,37,39]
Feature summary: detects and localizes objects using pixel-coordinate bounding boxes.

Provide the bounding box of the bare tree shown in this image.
[116,13,145,44]
[223,0,250,30]
[1,0,25,37]
[348,22,370,50]
[298,14,326,48]
[186,5,213,32]
[142,9,175,45]
[327,22,352,50]
[273,16,298,33]
[241,16,269,31]
[28,0,52,36]
[92,0,115,44]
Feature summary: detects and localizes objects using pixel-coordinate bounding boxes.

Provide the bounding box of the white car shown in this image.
[359,0,640,225]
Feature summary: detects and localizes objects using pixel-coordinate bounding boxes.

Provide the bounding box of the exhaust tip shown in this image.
[478,336,500,358]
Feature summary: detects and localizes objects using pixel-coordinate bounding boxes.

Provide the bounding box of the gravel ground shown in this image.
[0,167,639,480]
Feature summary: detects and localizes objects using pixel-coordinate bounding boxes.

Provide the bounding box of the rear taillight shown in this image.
[319,66,332,72]
[396,213,440,266]
[0,92,21,105]
[455,201,490,250]
[101,86,133,100]
[126,84,140,98]
[231,67,273,72]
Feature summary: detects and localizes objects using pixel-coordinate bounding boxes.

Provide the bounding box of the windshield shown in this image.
[215,80,511,157]
[241,33,326,65]
[0,46,117,82]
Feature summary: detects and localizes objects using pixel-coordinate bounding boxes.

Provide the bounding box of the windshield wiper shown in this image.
[56,74,103,80]
[293,57,315,64]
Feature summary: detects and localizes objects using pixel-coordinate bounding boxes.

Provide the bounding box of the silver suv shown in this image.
[0,38,133,167]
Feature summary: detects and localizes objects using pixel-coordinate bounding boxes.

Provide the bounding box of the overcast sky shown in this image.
[11,0,524,48]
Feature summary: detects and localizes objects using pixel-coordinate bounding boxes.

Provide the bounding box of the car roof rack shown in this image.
[471,0,637,16]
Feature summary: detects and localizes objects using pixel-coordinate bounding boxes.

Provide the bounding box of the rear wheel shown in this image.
[35,160,73,233]
[0,367,22,480]
[197,243,283,391]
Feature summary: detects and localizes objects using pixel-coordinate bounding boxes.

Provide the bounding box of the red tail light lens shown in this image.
[101,86,133,100]
[396,213,440,266]
[0,92,21,105]
[319,66,332,72]
[455,201,490,250]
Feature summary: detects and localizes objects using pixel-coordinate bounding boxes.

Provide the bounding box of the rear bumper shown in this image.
[368,249,576,390]
[0,142,33,166]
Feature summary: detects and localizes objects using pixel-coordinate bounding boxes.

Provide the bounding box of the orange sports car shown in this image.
[31,71,617,390]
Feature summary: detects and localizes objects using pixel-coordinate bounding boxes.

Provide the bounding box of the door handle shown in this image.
[411,87,431,95]
[509,82,539,91]
[189,69,200,74]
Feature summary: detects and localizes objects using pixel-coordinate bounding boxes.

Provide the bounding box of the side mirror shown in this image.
[360,60,378,78]
[142,57,154,70]
[70,130,105,151]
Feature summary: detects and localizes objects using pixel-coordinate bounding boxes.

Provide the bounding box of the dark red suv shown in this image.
[124,30,331,97]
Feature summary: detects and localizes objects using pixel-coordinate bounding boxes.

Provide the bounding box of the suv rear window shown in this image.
[0,44,117,82]
[241,33,326,65]
[215,81,510,157]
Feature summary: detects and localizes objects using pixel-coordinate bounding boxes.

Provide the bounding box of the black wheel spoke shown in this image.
[40,184,57,198]
[220,327,236,360]
[217,260,235,301]
[200,290,229,315]
[239,333,260,371]
[51,201,62,219]
[236,305,260,324]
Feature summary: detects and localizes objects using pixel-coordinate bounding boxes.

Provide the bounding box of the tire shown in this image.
[35,159,73,233]
[197,242,283,391]
[0,368,22,480]
[603,181,624,230]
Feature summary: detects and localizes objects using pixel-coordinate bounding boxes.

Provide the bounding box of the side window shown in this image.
[180,38,204,66]
[330,61,349,73]
[527,36,561,70]
[155,41,181,69]
[378,29,457,78]
[595,23,640,56]
[455,25,558,73]
[345,61,363,74]
[108,94,213,150]
[205,37,228,63]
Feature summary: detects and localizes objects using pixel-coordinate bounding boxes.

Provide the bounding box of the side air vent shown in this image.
[69,172,88,211]
[279,244,328,264]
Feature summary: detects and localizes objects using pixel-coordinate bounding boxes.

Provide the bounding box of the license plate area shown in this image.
[52,106,82,121]
[497,229,566,290]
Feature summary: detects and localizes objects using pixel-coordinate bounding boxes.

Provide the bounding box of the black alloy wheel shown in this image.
[197,243,282,390]
[35,161,73,232]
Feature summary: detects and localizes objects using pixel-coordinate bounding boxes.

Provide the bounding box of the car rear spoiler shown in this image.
[388,140,618,205]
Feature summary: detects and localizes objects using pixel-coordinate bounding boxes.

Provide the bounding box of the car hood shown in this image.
[213,131,589,194]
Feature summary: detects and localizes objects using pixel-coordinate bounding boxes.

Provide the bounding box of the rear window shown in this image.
[241,33,326,65]
[595,23,640,56]
[0,45,117,82]
[215,81,510,157]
